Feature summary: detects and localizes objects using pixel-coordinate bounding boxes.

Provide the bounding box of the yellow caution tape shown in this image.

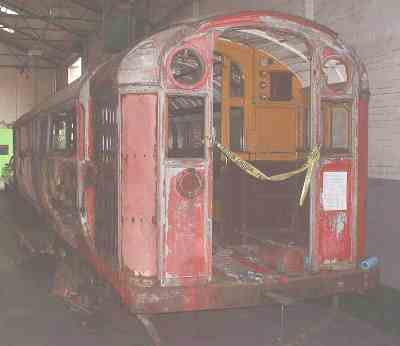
[215,142,321,206]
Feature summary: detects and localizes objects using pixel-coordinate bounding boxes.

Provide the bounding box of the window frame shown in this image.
[166,94,207,160]
[322,101,352,154]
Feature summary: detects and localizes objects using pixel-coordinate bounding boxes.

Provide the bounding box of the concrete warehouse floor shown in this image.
[0,191,399,346]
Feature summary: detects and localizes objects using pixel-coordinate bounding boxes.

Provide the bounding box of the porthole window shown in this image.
[323,59,348,85]
[170,48,205,86]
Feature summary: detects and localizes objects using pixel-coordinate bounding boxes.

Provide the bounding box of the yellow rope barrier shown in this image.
[215,142,321,206]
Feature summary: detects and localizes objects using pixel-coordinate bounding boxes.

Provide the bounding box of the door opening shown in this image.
[212,30,312,278]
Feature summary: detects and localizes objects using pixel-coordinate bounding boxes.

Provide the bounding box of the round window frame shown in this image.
[322,57,352,92]
[166,45,208,90]
[176,168,204,199]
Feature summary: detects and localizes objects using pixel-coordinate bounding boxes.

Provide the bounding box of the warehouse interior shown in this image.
[0,1,399,345]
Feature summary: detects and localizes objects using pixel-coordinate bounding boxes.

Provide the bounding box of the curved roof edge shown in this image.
[116,10,346,88]
[15,76,89,126]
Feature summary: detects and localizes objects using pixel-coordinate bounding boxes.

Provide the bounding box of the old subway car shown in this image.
[13,11,377,313]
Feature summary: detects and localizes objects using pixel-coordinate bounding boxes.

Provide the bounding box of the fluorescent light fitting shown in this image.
[0,5,18,15]
[0,24,14,33]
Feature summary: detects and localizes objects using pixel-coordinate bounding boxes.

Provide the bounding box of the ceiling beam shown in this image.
[0,20,67,54]
[0,64,56,69]
[0,12,99,22]
[65,0,102,14]
[0,34,59,66]
[0,0,88,38]
[0,25,90,33]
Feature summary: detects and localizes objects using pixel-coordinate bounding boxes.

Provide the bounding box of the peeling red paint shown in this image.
[164,167,209,287]
[317,160,353,265]
[121,94,158,277]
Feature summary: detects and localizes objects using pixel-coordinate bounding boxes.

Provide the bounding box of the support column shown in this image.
[305,0,314,20]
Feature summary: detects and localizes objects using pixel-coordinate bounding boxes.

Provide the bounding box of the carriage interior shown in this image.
[211,31,312,279]
[167,28,316,280]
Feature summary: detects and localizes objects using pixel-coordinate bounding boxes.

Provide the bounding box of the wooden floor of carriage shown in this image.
[0,191,399,346]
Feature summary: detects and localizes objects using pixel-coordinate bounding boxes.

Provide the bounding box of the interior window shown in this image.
[230,62,244,97]
[167,96,205,158]
[230,107,245,152]
[270,71,293,101]
[51,113,76,152]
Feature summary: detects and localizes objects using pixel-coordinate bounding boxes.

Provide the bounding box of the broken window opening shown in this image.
[167,96,205,159]
[323,59,348,86]
[170,48,205,86]
[51,113,76,152]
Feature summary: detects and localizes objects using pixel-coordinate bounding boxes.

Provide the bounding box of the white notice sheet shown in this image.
[322,171,348,211]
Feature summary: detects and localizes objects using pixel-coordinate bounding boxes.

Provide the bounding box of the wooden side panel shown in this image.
[121,94,158,277]
[216,39,306,161]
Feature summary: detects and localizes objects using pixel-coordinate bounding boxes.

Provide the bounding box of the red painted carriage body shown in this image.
[13,11,377,313]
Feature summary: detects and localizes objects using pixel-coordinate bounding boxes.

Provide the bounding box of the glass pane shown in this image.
[332,107,350,149]
[230,62,244,97]
[230,107,245,152]
[167,96,204,158]
[270,72,292,101]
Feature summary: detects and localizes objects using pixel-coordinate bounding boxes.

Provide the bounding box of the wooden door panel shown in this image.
[255,107,298,160]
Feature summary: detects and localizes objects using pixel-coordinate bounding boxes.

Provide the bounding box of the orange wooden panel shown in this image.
[255,106,298,161]
[216,38,306,161]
